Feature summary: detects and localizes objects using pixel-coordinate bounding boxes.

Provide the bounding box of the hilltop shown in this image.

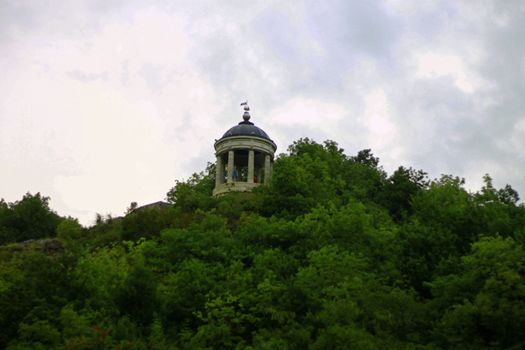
[1,138,524,349]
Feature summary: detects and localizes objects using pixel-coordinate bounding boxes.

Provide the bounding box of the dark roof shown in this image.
[220,120,272,141]
[218,105,275,144]
[134,201,170,212]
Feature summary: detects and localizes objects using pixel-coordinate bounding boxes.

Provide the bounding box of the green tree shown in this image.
[381,166,428,222]
[159,211,236,265]
[2,137,524,349]
[158,258,216,328]
[411,175,476,254]
[72,244,131,313]
[0,193,61,244]
[167,163,216,212]
[260,139,349,218]
[121,207,174,241]
[116,264,158,327]
[0,252,71,348]
[431,236,525,348]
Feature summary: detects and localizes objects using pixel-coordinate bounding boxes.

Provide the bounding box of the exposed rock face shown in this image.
[1,238,65,257]
[41,239,64,255]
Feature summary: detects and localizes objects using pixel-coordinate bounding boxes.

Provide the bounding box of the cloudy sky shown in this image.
[1,0,524,224]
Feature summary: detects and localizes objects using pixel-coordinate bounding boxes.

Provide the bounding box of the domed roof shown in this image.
[218,103,273,142]
[221,121,271,140]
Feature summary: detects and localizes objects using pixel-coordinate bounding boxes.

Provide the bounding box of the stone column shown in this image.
[264,154,271,184]
[248,149,255,183]
[257,168,263,184]
[227,150,234,183]
[215,154,223,187]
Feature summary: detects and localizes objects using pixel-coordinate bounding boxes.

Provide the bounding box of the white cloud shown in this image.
[1,0,525,225]
[263,97,348,154]
[413,52,488,94]
[359,89,402,167]
[0,5,225,224]
[267,97,345,130]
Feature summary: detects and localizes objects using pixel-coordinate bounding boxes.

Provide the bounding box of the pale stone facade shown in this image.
[213,104,277,196]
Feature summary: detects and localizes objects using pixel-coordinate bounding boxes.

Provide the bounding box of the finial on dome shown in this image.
[240,101,250,122]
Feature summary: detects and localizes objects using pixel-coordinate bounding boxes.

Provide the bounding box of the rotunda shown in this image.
[213,103,277,196]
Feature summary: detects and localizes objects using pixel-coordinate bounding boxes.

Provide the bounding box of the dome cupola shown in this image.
[213,102,277,196]
[219,104,274,141]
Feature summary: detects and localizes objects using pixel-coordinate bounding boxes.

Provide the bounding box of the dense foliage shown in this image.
[0,193,62,245]
[1,138,524,349]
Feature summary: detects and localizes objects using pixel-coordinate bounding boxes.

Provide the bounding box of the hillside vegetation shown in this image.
[1,138,525,349]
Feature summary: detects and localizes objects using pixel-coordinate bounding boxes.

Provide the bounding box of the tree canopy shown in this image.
[1,138,524,349]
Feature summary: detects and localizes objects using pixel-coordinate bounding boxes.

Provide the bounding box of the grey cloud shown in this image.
[187,0,403,105]
[458,2,525,190]
[140,64,171,91]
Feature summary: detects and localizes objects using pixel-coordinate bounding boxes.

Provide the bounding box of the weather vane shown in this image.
[240,101,251,122]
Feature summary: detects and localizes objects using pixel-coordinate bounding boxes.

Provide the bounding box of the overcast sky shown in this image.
[1,0,524,225]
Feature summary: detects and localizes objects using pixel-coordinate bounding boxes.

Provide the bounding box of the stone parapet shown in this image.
[212,182,260,196]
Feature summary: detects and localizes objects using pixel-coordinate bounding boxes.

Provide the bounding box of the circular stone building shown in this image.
[213,103,277,196]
